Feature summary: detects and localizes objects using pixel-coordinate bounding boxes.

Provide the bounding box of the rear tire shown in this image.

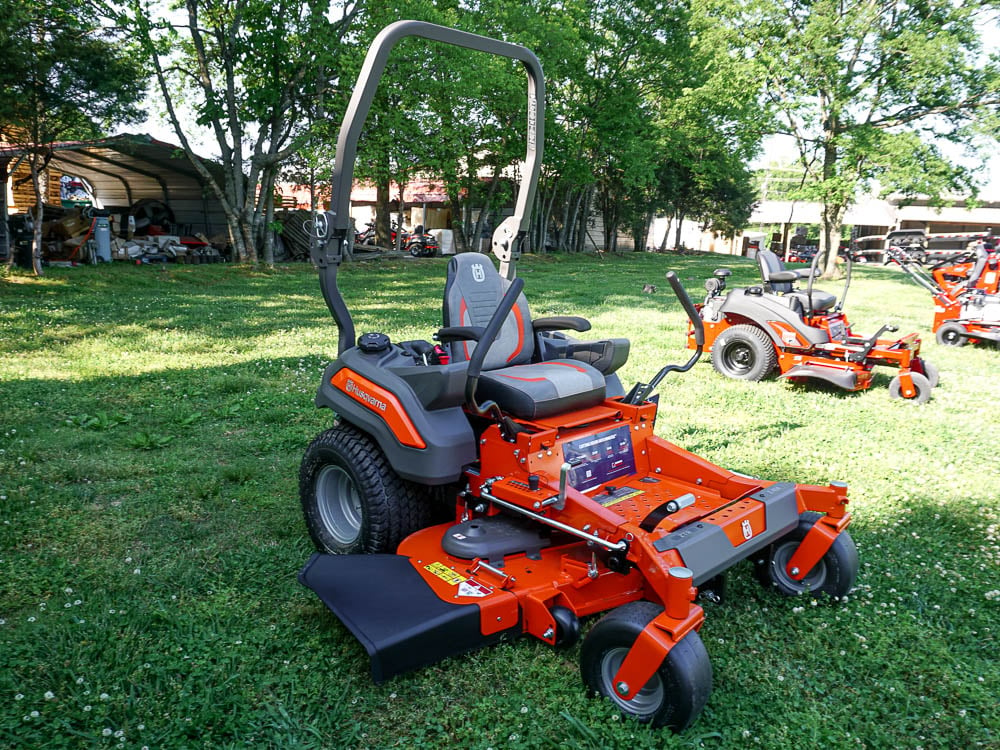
[711,324,777,381]
[888,371,932,404]
[935,323,967,347]
[754,512,858,599]
[300,423,432,554]
[580,601,712,731]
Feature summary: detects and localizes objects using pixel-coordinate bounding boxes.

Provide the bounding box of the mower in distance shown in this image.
[885,242,1000,347]
[297,20,860,733]
[689,249,938,403]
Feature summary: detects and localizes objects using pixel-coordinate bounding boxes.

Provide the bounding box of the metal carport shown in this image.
[0,132,228,236]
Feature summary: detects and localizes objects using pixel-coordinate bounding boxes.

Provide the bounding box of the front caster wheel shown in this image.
[888,371,932,404]
[580,601,712,731]
[935,322,968,347]
[754,511,858,599]
[914,359,939,388]
[300,423,431,554]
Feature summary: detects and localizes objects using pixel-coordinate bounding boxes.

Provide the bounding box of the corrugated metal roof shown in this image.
[0,133,228,235]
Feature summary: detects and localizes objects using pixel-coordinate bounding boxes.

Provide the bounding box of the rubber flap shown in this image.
[299,553,516,682]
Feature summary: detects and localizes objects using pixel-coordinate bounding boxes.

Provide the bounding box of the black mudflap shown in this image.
[299,553,518,683]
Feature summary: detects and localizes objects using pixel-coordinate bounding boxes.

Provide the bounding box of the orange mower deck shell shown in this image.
[386,396,852,699]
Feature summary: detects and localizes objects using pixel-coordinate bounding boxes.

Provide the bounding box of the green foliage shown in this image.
[1,257,998,747]
[710,0,1000,269]
[0,0,146,145]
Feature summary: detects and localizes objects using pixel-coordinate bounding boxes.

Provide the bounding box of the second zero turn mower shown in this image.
[886,241,1000,347]
[688,248,939,403]
[298,21,860,732]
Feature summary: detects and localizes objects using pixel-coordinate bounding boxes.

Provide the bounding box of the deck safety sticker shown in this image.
[457,580,492,598]
[425,561,466,586]
[599,487,643,507]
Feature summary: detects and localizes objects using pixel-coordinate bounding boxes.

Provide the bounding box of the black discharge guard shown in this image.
[299,553,517,683]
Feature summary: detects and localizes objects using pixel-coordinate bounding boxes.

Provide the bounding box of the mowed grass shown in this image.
[0,253,997,749]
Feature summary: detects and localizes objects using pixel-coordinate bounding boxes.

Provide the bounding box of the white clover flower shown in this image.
[44,691,54,700]
[102,728,112,737]
[15,694,23,700]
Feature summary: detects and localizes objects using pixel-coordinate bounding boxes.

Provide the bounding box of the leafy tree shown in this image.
[124,0,356,263]
[0,0,145,275]
[717,0,1000,275]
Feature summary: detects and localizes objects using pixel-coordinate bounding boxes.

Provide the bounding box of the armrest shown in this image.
[768,270,799,283]
[434,325,484,343]
[532,315,591,333]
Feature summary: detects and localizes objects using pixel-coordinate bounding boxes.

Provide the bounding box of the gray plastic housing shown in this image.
[709,291,831,347]
[315,346,476,485]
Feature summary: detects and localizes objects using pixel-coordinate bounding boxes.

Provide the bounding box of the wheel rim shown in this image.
[941,327,962,346]
[722,341,755,376]
[771,540,827,593]
[315,465,363,545]
[600,646,665,716]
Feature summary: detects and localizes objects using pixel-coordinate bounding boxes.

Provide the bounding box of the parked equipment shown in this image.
[689,249,937,402]
[297,21,859,732]
[886,242,1000,347]
[407,224,440,257]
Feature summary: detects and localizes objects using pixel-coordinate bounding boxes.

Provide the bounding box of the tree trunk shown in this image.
[29,158,44,276]
[819,202,845,279]
[674,210,686,252]
[819,132,843,279]
[375,179,391,247]
[658,217,672,252]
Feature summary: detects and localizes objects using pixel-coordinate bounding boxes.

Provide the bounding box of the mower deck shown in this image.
[301,397,849,685]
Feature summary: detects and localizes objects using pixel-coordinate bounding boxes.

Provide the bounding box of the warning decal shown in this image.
[599,487,643,507]
[457,580,492,598]
[424,561,466,586]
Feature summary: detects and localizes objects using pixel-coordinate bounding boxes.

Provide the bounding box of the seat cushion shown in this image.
[478,360,606,420]
[788,289,836,312]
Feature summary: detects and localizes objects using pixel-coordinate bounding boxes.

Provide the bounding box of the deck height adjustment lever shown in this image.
[540,463,572,511]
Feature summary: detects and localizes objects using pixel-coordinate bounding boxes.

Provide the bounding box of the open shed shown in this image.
[0,133,228,237]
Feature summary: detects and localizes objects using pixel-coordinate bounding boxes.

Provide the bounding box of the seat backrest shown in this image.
[966,246,989,289]
[443,253,534,369]
[757,250,794,293]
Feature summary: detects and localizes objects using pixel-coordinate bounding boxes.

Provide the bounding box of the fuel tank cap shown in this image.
[357,332,391,353]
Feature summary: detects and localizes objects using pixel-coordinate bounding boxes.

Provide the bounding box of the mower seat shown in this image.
[964,246,989,290]
[442,253,606,420]
[757,250,836,313]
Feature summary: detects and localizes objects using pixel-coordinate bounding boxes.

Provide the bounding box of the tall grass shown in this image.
[1,254,997,749]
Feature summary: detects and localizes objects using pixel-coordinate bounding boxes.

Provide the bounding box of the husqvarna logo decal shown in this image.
[741,519,753,540]
[345,378,387,412]
[471,263,486,283]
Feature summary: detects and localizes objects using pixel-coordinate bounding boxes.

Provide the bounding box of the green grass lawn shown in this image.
[1,253,997,749]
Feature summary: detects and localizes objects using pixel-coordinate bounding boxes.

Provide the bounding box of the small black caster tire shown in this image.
[580,601,712,731]
[916,359,939,388]
[551,605,580,649]
[754,511,858,599]
[888,371,932,404]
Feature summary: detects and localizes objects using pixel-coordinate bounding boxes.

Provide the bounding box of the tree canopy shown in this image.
[0,0,146,273]
[721,0,1000,274]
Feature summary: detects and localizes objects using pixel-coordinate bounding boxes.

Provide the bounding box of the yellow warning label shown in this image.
[425,561,466,586]
[600,489,643,507]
